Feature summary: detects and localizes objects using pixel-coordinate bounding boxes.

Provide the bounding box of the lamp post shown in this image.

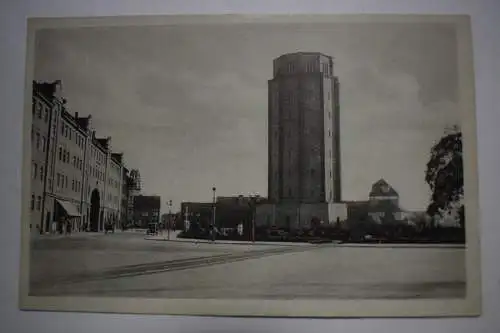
[167,199,172,240]
[212,187,216,242]
[249,194,260,243]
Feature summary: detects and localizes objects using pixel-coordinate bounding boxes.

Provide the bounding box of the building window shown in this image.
[35,133,40,150]
[32,163,37,179]
[36,196,41,210]
[41,137,46,152]
[73,156,76,167]
[65,175,68,188]
[72,180,75,191]
[40,166,44,181]
[69,129,72,140]
[66,151,70,163]
[59,147,62,161]
[329,129,331,137]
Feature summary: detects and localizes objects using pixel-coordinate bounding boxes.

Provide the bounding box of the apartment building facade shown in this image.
[30,80,130,234]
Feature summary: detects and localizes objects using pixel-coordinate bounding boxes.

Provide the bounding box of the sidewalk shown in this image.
[144,232,464,248]
[144,232,318,247]
[31,228,146,240]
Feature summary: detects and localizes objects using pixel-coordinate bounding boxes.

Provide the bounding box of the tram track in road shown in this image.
[32,244,325,289]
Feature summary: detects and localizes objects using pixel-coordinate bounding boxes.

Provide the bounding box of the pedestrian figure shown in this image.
[210,225,216,242]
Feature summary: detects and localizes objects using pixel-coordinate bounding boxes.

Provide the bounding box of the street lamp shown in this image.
[166,199,172,240]
[212,187,216,241]
[249,194,260,243]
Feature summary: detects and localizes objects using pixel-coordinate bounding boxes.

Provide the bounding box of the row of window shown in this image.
[31,128,47,153]
[32,100,49,123]
[58,146,83,170]
[32,162,45,182]
[33,161,120,190]
[52,172,82,194]
[30,194,42,211]
[90,165,105,181]
[282,62,331,76]
[33,162,120,194]
[91,146,105,164]
[61,122,85,149]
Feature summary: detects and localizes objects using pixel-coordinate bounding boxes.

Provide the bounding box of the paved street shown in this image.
[29,232,466,299]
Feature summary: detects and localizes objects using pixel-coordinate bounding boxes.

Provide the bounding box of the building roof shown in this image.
[111,153,123,164]
[75,116,90,130]
[369,179,399,197]
[96,137,110,150]
[274,52,333,61]
[32,80,60,101]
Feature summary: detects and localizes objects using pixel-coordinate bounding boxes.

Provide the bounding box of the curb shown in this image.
[143,237,314,247]
[143,238,464,249]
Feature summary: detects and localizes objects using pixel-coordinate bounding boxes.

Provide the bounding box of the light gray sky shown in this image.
[34,21,460,213]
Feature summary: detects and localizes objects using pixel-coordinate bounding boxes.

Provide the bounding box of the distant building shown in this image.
[127,169,142,224]
[180,202,213,230]
[30,80,133,234]
[133,195,161,227]
[120,166,130,226]
[344,179,409,224]
[180,196,270,232]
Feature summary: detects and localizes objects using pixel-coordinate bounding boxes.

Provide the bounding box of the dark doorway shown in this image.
[90,189,100,232]
[45,212,50,233]
[100,211,104,231]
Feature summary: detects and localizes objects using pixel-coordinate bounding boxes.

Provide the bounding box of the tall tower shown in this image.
[268,52,341,204]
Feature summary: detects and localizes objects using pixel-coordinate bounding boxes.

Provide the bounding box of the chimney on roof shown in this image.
[75,112,79,119]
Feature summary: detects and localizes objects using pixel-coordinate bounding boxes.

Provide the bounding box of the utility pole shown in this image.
[212,187,216,242]
[167,199,172,240]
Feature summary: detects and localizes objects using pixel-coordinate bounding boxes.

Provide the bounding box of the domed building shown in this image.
[345,179,408,224]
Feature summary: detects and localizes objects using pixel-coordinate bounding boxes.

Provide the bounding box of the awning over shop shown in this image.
[56,199,81,217]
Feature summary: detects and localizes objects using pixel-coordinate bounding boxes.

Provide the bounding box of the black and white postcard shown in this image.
[19,14,481,317]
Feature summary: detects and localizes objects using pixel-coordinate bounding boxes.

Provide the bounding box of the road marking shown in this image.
[31,245,326,289]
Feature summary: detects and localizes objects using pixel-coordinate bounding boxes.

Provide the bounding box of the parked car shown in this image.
[267,229,288,241]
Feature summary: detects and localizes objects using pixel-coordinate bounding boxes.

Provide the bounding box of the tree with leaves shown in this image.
[425,126,464,228]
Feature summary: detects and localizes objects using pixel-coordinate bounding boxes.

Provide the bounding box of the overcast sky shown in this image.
[34,21,460,213]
